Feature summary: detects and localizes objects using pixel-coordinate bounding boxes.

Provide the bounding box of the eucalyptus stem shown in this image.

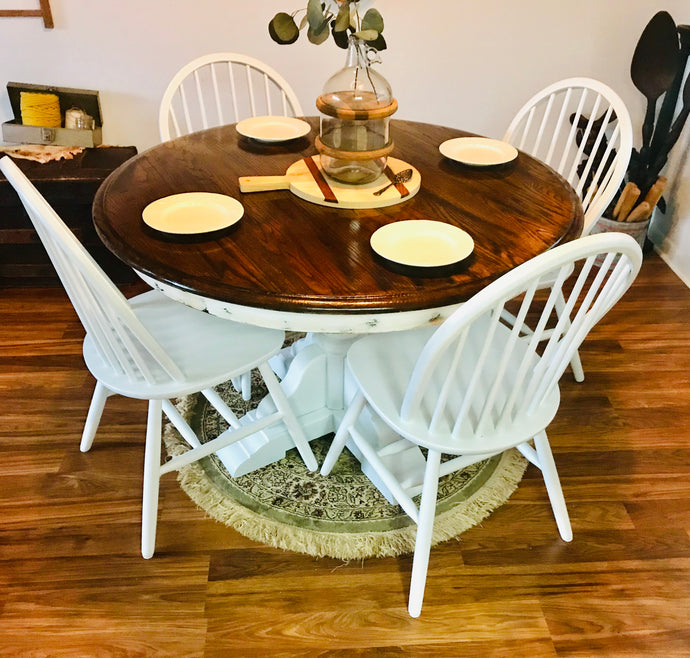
[269,0,386,50]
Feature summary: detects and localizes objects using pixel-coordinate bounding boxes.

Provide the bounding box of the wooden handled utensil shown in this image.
[613,182,634,219]
[621,177,666,223]
[625,201,651,223]
[614,182,641,221]
[640,176,668,217]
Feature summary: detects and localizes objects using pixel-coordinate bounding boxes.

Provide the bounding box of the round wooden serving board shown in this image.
[287,156,420,209]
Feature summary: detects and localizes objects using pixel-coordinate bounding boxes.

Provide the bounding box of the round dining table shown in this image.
[93,117,583,477]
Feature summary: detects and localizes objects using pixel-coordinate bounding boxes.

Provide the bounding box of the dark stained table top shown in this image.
[93,118,583,315]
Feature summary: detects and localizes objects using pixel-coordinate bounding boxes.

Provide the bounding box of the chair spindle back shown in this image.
[504,78,633,233]
[159,52,303,141]
[400,233,642,449]
[0,156,184,386]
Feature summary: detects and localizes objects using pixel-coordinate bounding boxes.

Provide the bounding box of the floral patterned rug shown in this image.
[164,377,528,560]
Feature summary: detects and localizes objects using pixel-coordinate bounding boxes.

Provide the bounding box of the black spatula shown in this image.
[649,24,690,164]
[630,12,680,155]
[644,70,690,192]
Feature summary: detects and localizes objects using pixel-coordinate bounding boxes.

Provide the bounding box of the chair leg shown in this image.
[80,381,113,452]
[408,449,441,618]
[240,371,252,401]
[230,371,252,401]
[534,431,572,542]
[141,399,163,559]
[321,391,366,476]
[258,361,317,472]
[568,349,585,383]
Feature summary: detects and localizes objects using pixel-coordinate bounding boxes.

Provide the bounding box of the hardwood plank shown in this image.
[0,253,689,654]
[627,499,690,530]
[459,527,690,566]
[526,449,690,477]
[464,501,635,535]
[230,639,556,658]
[553,630,690,657]
[512,472,690,504]
[203,600,551,651]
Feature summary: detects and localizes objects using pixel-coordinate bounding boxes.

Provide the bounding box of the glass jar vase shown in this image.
[315,36,397,185]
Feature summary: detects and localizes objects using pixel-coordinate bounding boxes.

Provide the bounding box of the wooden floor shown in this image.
[1,252,689,656]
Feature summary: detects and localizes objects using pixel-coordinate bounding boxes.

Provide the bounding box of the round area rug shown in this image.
[163,375,527,560]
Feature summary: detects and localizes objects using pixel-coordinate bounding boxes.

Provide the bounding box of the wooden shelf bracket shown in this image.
[0,0,53,28]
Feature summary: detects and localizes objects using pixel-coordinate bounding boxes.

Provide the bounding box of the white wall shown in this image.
[1,0,688,282]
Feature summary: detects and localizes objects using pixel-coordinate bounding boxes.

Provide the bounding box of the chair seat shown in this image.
[347,321,561,457]
[83,289,285,399]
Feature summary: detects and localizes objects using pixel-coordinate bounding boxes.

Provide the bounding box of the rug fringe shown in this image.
[163,402,527,559]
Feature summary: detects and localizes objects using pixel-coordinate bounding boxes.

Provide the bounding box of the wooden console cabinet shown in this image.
[0,146,138,286]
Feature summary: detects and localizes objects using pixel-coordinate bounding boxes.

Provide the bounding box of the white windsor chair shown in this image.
[321,232,642,617]
[158,52,304,142]
[0,155,317,559]
[502,77,634,382]
[159,52,303,401]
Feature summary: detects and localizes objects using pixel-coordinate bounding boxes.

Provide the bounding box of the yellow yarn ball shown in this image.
[20,92,62,127]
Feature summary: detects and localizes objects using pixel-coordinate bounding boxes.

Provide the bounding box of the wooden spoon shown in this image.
[630,11,680,155]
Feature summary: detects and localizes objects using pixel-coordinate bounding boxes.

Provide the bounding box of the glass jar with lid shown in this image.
[315,35,397,185]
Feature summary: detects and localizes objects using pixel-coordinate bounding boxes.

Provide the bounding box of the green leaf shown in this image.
[331,20,350,48]
[353,28,378,41]
[308,19,331,44]
[306,0,327,31]
[361,8,383,33]
[268,12,300,45]
[366,33,387,51]
[334,2,350,32]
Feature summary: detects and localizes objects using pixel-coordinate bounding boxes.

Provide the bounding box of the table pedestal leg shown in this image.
[216,333,357,477]
[215,333,427,498]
